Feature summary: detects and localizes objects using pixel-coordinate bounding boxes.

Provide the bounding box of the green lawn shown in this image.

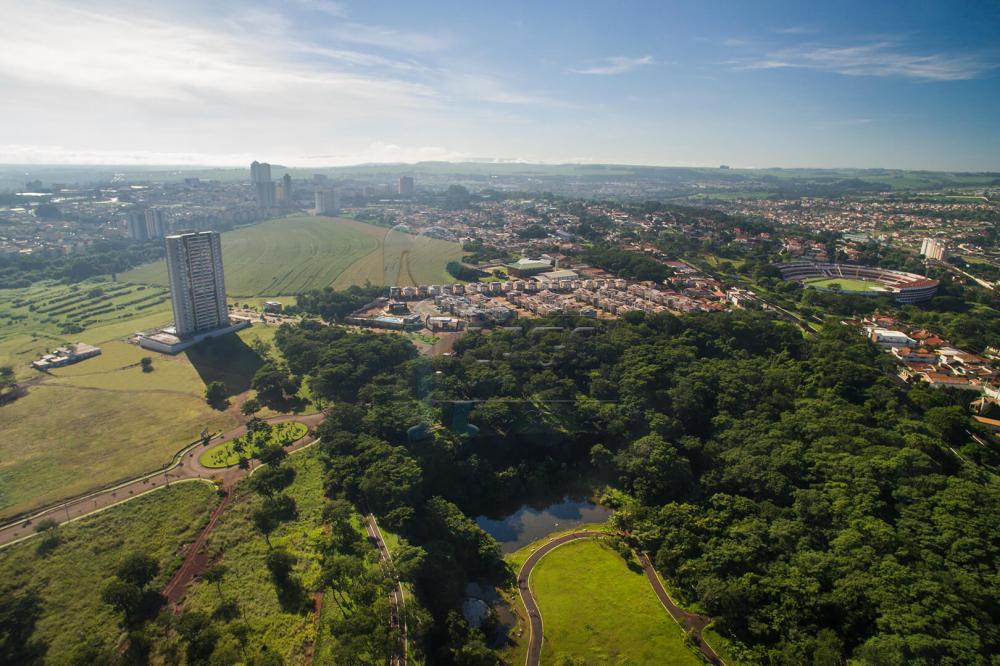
[0,382,236,519]
[804,277,887,292]
[199,421,309,468]
[0,324,256,519]
[121,215,462,296]
[0,482,218,663]
[179,449,329,663]
[529,539,702,666]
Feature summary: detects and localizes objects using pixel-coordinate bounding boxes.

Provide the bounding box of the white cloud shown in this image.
[733,41,996,81]
[572,55,655,76]
[0,142,471,167]
[329,22,451,53]
[0,3,438,109]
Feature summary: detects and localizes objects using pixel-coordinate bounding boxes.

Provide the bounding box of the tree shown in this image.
[391,542,427,583]
[256,444,288,466]
[251,363,300,410]
[241,397,261,417]
[202,564,228,604]
[0,365,15,393]
[617,434,692,504]
[101,579,143,625]
[253,508,278,548]
[250,464,295,497]
[140,357,153,373]
[116,552,160,588]
[321,553,364,611]
[0,592,47,664]
[205,381,229,409]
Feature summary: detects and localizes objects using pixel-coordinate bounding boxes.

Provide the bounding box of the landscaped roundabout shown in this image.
[198,420,309,468]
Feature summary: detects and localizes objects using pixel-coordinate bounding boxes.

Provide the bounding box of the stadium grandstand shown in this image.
[776,262,939,303]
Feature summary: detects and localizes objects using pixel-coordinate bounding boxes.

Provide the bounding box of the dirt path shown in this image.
[516,531,723,666]
[162,490,232,606]
[0,412,325,549]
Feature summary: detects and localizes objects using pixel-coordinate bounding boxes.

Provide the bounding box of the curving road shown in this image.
[516,531,723,666]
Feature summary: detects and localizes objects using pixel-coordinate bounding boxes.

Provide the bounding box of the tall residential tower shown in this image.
[164,231,229,338]
[251,160,276,208]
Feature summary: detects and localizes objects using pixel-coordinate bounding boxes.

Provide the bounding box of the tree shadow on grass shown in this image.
[185,333,264,396]
[274,577,313,614]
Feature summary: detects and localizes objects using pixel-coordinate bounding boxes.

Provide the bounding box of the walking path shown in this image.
[0,412,325,550]
[516,531,723,666]
[365,513,408,666]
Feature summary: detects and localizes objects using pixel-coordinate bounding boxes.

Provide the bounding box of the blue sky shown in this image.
[1,0,997,169]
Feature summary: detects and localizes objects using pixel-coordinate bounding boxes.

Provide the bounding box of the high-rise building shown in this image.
[250,160,272,183]
[398,176,414,196]
[251,161,276,208]
[126,210,148,241]
[314,189,340,216]
[145,208,167,239]
[282,173,292,201]
[164,232,229,338]
[920,238,947,261]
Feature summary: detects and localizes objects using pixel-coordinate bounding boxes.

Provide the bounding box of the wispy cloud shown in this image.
[775,26,818,35]
[290,0,347,17]
[572,55,655,76]
[732,40,996,81]
[329,22,450,53]
[447,74,563,106]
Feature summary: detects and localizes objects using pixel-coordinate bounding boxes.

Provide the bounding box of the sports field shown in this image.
[0,482,217,663]
[529,539,701,665]
[120,215,462,296]
[804,277,887,292]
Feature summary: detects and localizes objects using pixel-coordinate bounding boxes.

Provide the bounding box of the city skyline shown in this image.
[0,0,997,170]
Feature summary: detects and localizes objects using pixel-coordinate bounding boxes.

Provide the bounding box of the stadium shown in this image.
[776,262,939,303]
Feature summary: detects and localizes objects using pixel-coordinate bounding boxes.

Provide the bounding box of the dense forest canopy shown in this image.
[272,310,999,665]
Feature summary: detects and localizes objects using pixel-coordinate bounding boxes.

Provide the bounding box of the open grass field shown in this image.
[199,421,308,467]
[0,280,301,519]
[0,481,218,663]
[0,332,266,519]
[804,276,887,292]
[529,539,702,666]
[0,380,236,519]
[121,215,462,296]
[180,448,328,663]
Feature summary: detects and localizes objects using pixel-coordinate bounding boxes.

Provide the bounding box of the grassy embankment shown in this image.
[0,482,218,663]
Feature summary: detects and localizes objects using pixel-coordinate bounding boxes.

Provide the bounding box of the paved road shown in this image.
[0,412,325,550]
[365,514,407,666]
[516,531,723,666]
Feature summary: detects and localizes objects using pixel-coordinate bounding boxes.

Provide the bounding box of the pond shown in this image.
[475,496,612,553]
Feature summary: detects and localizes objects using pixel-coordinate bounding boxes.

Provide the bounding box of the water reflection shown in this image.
[475,496,611,553]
